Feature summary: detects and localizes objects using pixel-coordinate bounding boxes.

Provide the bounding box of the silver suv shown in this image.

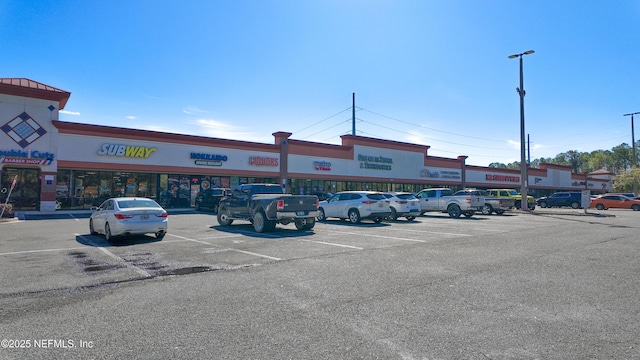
[382,192,421,221]
[317,191,390,223]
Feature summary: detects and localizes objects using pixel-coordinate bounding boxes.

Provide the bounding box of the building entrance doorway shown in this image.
[1,167,40,210]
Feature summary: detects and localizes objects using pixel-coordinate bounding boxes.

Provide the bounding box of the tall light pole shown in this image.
[508,49,535,211]
[623,111,639,195]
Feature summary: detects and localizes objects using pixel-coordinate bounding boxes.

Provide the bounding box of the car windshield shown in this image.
[508,190,519,196]
[117,199,161,209]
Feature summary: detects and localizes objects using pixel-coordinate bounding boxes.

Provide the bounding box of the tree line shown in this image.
[487,141,640,193]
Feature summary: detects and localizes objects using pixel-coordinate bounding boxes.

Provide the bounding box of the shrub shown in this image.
[0,203,14,218]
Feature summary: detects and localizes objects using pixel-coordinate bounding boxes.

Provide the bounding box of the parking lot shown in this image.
[1,209,639,359]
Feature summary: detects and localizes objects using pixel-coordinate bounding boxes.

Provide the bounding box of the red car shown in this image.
[589,194,640,211]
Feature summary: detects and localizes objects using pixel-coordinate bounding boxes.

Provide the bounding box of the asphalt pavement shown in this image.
[1,208,638,359]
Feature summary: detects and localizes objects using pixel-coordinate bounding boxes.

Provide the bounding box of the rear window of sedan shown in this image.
[395,193,417,200]
[117,199,162,209]
[366,193,387,200]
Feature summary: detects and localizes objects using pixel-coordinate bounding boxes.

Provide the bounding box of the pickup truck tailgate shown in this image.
[280,196,318,212]
[470,196,484,208]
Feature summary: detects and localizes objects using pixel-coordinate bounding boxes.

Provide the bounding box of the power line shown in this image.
[358,119,514,151]
[300,117,352,140]
[358,108,508,142]
[293,107,352,135]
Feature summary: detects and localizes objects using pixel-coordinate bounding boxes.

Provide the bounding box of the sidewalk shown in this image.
[2,208,197,221]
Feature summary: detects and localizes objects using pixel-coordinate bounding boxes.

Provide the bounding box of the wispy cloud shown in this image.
[507,140,520,149]
[404,130,438,146]
[193,118,270,142]
[136,118,272,143]
[126,116,137,120]
[507,139,545,151]
[183,106,210,115]
[60,110,80,115]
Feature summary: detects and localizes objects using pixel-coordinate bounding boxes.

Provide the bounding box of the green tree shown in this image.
[612,167,640,194]
[488,162,508,168]
[611,144,632,173]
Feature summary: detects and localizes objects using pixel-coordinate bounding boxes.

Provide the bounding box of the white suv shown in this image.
[317,191,390,223]
[382,192,421,221]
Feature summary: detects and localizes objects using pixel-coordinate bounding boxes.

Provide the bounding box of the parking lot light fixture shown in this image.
[509,49,535,211]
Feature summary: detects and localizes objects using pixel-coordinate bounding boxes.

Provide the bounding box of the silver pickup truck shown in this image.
[415,188,484,218]
[453,189,515,215]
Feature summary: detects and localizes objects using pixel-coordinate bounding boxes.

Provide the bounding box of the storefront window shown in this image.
[56,170,71,209]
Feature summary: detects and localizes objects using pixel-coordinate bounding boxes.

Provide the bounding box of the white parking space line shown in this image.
[166,233,282,261]
[325,230,427,243]
[168,233,211,245]
[96,246,152,278]
[299,239,364,250]
[232,249,282,260]
[76,234,152,278]
[68,214,79,221]
[380,228,472,237]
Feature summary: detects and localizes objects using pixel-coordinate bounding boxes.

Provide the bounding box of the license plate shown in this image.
[378,203,383,207]
[140,214,149,220]
[296,211,306,216]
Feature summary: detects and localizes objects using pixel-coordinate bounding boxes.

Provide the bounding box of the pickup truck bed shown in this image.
[217,184,319,232]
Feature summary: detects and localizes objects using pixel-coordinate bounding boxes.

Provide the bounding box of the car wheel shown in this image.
[305,217,316,230]
[389,208,398,221]
[253,211,267,233]
[515,200,521,209]
[595,203,605,210]
[539,201,547,208]
[528,204,536,210]
[348,209,361,224]
[495,210,504,215]
[632,204,640,211]
[155,232,165,240]
[104,223,113,242]
[447,205,462,218]
[406,216,416,221]
[217,207,233,226]
[296,217,315,230]
[317,208,326,222]
[89,219,98,235]
[571,201,580,209]
[482,204,493,215]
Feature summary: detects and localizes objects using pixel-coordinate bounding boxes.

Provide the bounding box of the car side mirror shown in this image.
[90,206,98,211]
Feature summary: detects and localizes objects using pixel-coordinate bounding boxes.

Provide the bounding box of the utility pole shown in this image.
[527,134,531,165]
[508,49,535,211]
[352,93,356,136]
[623,112,639,195]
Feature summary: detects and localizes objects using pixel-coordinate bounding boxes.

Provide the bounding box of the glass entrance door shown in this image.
[1,167,40,210]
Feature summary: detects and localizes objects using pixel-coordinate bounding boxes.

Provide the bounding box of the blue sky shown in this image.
[2,0,639,166]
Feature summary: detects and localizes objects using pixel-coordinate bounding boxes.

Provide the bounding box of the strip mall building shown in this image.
[0,78,612,212]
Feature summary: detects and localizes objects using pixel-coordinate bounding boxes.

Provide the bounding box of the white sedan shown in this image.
[89,197,168,241]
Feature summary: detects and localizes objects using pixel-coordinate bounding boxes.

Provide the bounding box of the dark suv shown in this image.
[536,192,582,209]
[195,188,231,212]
